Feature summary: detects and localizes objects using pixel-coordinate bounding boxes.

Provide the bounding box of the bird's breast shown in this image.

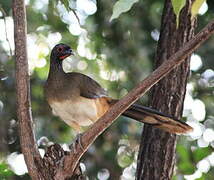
[48,97,107,127]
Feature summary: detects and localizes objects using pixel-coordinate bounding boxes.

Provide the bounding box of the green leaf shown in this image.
[176,145,195,174]
[0,162,14,177]
[191,0,206,19]
[177,144,190,161]
[171,0,186,27]
[110,0,139,21]
[192,147,212,162]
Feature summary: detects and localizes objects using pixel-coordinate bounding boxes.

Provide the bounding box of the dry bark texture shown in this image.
[136,0,196,179]
[13,0,43,179]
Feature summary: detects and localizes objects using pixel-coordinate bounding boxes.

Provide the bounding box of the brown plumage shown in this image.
[44,43,193,134]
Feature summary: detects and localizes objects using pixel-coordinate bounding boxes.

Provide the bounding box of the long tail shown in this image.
[122,103,193,134]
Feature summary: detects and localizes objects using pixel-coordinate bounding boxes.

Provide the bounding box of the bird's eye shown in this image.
[57,47,63,52]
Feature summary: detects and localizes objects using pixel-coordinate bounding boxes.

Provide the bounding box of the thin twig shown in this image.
[71,9,81,26]
[59,0,81,26]
[0,7,13,57]
[55,19,214,179]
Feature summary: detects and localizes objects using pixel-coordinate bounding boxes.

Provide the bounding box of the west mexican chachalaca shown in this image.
[44,43,193,134]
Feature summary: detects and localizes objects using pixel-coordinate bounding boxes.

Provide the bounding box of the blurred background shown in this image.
[0,0,214,179]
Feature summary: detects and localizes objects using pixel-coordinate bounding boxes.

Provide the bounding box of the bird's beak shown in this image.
[66,49,74,56]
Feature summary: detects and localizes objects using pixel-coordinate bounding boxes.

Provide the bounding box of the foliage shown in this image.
[110,0,139,21]
[0,161,14,179]
[171,0,186,27]
[191,0,206,19]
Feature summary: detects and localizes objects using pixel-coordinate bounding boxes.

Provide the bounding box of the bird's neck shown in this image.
[48,56,66,83]
[50,55,64,72]
[45,57,68,101]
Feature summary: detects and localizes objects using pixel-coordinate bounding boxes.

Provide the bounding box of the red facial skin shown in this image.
[59,54,70,60]
[56,46,70,60]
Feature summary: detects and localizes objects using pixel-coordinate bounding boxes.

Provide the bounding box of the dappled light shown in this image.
[198,1,208,15]
[7,152,28,176]
[0,17,14,53]
[97,168,110,180]
[0,0,214,179]
[190,54,202,71]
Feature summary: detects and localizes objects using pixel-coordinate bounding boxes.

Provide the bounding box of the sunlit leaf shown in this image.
[171,0,186,27]
[191,0,206,19]
[110,0,139,21]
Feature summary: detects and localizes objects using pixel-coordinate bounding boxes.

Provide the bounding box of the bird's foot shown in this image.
[69,133,84,153]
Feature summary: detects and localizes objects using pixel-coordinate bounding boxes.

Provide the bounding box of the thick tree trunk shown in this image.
[136,0,196,179]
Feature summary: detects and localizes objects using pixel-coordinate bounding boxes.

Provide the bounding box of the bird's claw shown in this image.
[69,133,84,153]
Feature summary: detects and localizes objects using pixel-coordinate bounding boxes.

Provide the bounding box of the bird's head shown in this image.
[51,43,74,61]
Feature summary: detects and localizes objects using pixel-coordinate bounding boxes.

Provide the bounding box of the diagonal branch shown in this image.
[13,0,43,179]
[55,19,214,179]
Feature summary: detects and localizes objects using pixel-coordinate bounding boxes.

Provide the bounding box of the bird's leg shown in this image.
[75,133,84,150]
[69,133,84,153]
[69,121,84,152]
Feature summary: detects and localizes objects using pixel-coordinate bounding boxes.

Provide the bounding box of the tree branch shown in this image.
[55,19,214,179]
[13,0,43,179]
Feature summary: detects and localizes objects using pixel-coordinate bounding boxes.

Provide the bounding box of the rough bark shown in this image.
[13,0,43,179]
[136,0,196,179]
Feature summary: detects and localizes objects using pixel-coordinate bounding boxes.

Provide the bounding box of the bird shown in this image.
[44,43,193,134]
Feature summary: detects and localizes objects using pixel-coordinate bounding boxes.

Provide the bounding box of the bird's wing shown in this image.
[70,72,108,99]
